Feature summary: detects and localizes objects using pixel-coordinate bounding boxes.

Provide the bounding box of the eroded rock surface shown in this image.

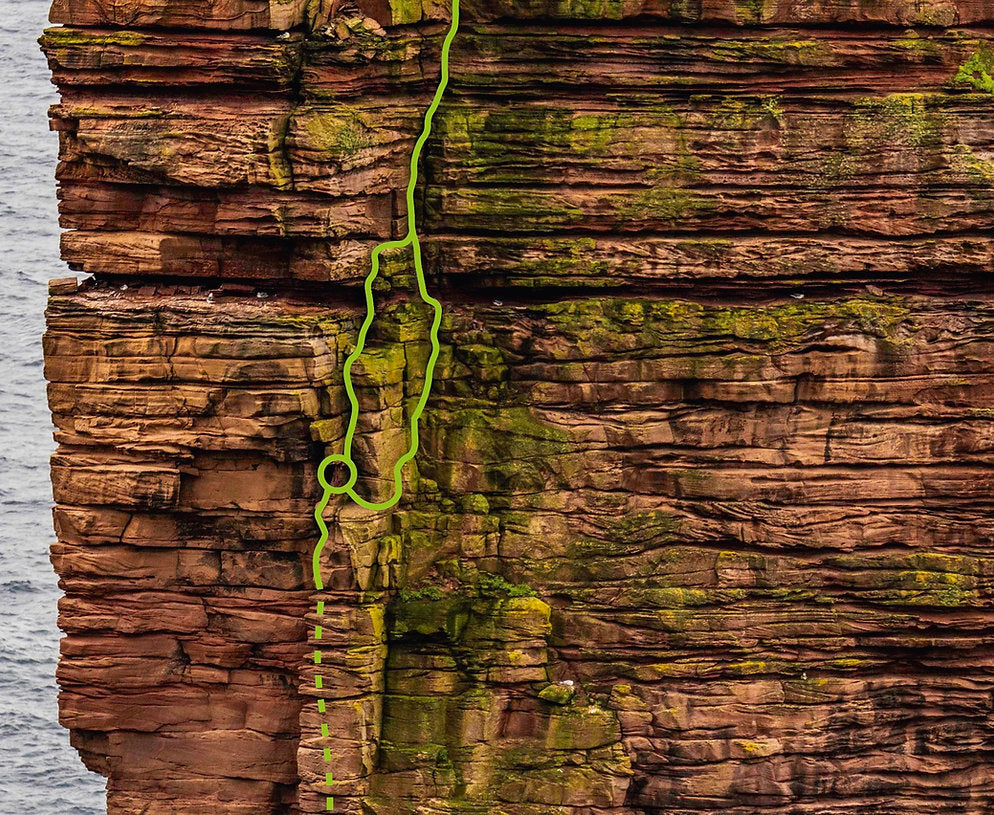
[42,0,994,813]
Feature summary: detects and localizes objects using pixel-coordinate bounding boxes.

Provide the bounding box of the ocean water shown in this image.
[0,0,107,810]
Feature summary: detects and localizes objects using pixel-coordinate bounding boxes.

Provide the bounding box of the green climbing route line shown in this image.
[309,2,460,810]
[314,0,460,528]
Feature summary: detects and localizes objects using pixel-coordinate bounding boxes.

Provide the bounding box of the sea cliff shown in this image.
[42,1,994,812]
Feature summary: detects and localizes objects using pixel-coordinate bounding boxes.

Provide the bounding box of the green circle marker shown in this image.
[318,454,358,495]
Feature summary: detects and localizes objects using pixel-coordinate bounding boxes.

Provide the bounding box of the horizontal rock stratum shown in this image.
[42,0,994,813]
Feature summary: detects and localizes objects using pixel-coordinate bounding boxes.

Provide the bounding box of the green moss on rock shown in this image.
[538,683,577,705]
[952,45,994,93]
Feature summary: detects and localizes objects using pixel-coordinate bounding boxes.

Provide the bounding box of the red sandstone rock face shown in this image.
[42,0,994,813]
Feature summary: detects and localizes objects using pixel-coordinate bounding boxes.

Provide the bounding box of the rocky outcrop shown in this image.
[42,1,994,813]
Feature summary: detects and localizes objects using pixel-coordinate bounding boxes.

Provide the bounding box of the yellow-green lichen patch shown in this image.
[460,188,585,228]
[429,406,575,495]
[641,656,803,680]
[950,143,994,199]
[43,27,148,49]
[616,168,714,226]
[846,93,947,151]
[885,569,978,607]
[540,296,914,356]
[607,510,681,546]
[814,93,948,187]
[301,104,372,160]
[708,36,831,68]
[733,0,766,24]
[507,237,614,287]
[383,0,424,25]
[705,95,787,130]
[734,739,780,758]
[893,33,943,60]
[437,104,693,182]
[828,550,985,608]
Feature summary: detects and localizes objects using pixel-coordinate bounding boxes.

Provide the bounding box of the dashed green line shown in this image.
[310,2,460,811]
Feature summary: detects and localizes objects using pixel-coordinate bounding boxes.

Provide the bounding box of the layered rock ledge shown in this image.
[42,1,994,813]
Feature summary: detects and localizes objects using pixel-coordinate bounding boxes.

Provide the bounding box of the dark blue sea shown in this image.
[0,0,107,810]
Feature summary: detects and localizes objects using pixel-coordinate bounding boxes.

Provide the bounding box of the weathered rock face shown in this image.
[42,1,994,813]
